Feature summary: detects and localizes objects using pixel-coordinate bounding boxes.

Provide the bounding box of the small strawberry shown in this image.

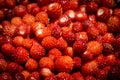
[30,40,46,60]
[0,59,7,72]
[39,57,54,71]
[0,72,12,80]
[75,32,88,42]
[63,46,74,57]
[73,57,82,70]
[106,54,116,66]
[84,75,96,80]
[25,58,38,71]
[12,47,29,64]
[13,73,25,80]
[21,70,30,80]
[55,56,73,73]
[11,17,22,26]
[70,72,84,80]
[22,38,33,49]
[45,74,57,80]
[64,10,76,21]
[56,37,68,50]
[27,71,40,80]
[72,21,83,33]
[13,36,24,47]
[56,72,70,80]
[41,36,57,49]
[48,48,62,61]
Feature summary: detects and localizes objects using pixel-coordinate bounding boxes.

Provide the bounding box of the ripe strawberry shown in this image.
[56,37,68,50]
[73,57,82,70]
[72,21,83,33]
[35,27,51,40]
[48,48,62,61]
[88,15,96,23]
[107,16,120,33]
[86,2,98,14]
[0,59,7,72]
[39,57,54,71]
[1,43,15,57]
[63,46,74,57]
[25,58,38,71]
[106,54,116,66]
[64,10,76,21]
[70,72,84,80]
[62,31,75,45]
[13,36,24,47]
[12,47,29,64]
[13,73,25,80]
[55,56,73,73]
[87,41,103,57]
[95,21,108,35]
[41,36,57,49]
[47,2,62,19]
[81,60,99,76]
[75,32,88,42]
[45,74,57,80]
[0,72,12,80]
[21,70,30,80]
[35,11,49,25]
[73,40,86,56]
[27,71,40,80]
[47,23,62,39]
[22,38,33,49]
[30,40,45,60]
[6,62,20,75]
[11,17,22,26]
[56,72,70,80]
[84,75,96,80]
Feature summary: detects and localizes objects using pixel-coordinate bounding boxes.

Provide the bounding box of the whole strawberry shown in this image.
[56,72,70,80]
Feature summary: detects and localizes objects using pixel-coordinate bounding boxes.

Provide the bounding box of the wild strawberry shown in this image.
[47,23,62,39]
[64,10,76,21]
[73,57,82,70]
[40,68,53,78]
[75,32,88,42]
[21,70,30,80]
[87,41,103,57]
[88,15,96,23]
[95,21,108,35]
[39,57,54,71]
[86,2,98,14]
[84,75,96,80]
[47,2,62,19]
[22,38,33,49]
[82,20,94,31]
[13,36,24,47]
[81,60,99,76]
[56,37,68,50]
[1,43,15,57]
[72,21,83,33]
[0,72,12,80]
[13,73,25,80]
[22,14,35,25]
[6,62,20,75]
[63,46,74,57]
[27,3,38,13]
[56,72,70,80]
[12,47,29,64]
[30,40,45,60]
[96,7,111,22]
[35,27,51,40]
[0,59,7,72]
[48,48,62,61]
[35,11,49,25]
[70,72,84,80]
[45,74,57,80]
[101,0,115,8]
[27,71,40,80]
[25,58,38,71]
[73,40,86,56]
[11,17,22,26]
[55,56,73,73]
[62,31,75,45]
[106,54,116,66]
[41,36,57,49]
[107,16,120,33]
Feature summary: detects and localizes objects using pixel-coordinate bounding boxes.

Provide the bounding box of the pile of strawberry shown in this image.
[0,0,120,80]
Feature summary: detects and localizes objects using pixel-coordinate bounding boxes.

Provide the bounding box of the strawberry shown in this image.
[75,32,88,42]
[0,72,12,80]
[12,47,29,64]
[56,37,68,50]
[11,17,22,26]
[56,72,70,80]
[27,71,40,80]
[13,36,24,47]
[39,57,54,71]
[0,59,7,72]
[21,70,30,80]
[72,21,83,33]
[45,75,57,80]
[40,68,53,78]
[13,73,25,80]
[55,56,73,73]
[22,38,33,49]
[48,48,62,61]
[25,58,38,71]
[63,46,74,57]
[73,57,82,70]
[70,72,84,80]
[84,75,96,80]
[41,36,57,49]
[30,40,46,60]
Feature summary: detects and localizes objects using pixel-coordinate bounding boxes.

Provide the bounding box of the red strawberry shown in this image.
[106,54,116,66]
[72,21,83,33]
[25,58,38,71]
[30,40,46,60]
[75,32,88,42]
[64,46,74,57]
[21,70,30,80]
[64,10,76,21]
[11,17,22,26]
[41,36,57,49]
[0,72,12,80]
[56,37,68,50]
[1,43,15,57]
[55,56,73,73]
[45,74,57,80]
[22,38,33,49]
[12,47,29,64]
[84,75,96,80]
[27,71,40,80]
[39,57,54,71]
[70,72,84,80]
[56,72,70,80]
[48,48,62,61]
[0,59,7,72]
[81,60,99,76]
[13,36,24,47]
[73,57,82,70]
[13,73,25,80]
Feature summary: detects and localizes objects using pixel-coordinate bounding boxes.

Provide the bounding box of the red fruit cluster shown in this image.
[0,0,120,80]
